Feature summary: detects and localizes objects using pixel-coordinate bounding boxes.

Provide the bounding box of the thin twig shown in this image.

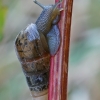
[49,0,73,100]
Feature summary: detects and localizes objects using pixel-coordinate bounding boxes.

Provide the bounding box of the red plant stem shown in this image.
[49,0,73,100]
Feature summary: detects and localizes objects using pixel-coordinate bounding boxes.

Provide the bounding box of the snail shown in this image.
[15,0,62,97]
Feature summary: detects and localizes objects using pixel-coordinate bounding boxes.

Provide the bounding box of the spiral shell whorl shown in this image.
[15,23,50,94]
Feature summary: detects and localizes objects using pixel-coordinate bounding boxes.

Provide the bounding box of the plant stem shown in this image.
[49,0,73,100]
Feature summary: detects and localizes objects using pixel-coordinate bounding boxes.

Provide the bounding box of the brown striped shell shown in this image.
[15,24,50,96]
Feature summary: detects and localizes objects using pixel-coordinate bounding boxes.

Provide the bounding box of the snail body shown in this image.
[15,0,61,97]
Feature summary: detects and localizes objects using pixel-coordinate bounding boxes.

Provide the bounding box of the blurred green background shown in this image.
[0,0,100,100]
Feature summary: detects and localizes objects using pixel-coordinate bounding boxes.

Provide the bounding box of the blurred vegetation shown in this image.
[89,0,100,28]
[0,1,7,41]
[0,0,100,100]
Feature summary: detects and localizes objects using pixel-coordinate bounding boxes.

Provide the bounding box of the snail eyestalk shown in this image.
[33,0,44,9]
[54,0,62,8]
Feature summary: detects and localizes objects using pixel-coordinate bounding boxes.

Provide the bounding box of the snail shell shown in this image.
[15,24,50,96]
